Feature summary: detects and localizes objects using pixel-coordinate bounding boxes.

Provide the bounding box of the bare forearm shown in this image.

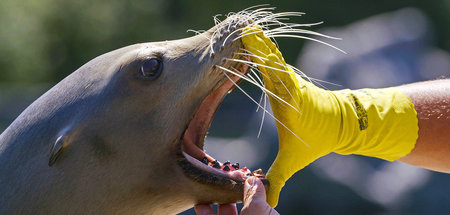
[398,79,450,173]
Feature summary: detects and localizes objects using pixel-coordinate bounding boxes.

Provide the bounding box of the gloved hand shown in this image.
[241,26,419,207]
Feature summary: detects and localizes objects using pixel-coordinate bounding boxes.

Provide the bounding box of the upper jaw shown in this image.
[173,15,269,203]
[175,61,269,203]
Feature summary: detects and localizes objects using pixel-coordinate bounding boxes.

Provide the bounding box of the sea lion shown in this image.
[0,12,269,214]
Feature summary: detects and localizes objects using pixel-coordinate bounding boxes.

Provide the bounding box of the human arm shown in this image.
[398,79,450,173]
[240,25,449,207]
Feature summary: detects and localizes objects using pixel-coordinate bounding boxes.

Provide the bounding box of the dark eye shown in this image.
[140,58,163,79]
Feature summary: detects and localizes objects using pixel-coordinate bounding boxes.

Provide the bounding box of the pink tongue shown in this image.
[183,133,266,181]
[182,135,247,175]
[182,133,212,161]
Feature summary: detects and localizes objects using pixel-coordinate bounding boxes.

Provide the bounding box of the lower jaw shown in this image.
[177,151,269,196]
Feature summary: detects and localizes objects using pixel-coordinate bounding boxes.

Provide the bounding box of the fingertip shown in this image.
[217,203,237,215]
[194,204,216,215]
[244,176,267,203]
[245,176,263,188]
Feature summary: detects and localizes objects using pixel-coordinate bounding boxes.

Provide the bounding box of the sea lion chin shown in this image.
[0,13,267,214]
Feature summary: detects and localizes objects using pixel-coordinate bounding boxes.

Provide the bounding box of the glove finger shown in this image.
[265,168,286,208]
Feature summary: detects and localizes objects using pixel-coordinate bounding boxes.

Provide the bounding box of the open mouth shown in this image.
[176,58,269,194]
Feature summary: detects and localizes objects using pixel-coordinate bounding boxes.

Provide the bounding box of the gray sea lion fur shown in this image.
[0,15,253,214]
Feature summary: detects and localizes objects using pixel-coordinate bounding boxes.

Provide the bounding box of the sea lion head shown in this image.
[77,14,264,213]
[0,12,268,214]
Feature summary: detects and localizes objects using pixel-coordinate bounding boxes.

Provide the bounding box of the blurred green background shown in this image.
[0,0,448,85]
[1,0,449,214]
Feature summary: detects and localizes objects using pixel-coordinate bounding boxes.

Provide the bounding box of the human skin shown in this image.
[195,79,449,215]
[398,79,450,173]
[195,177,279,215]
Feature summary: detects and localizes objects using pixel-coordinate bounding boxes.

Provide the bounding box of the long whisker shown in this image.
[249,68,264,86]
[233,28,265,42]
[236,51,342,92]
[233,52,301,110]
[216,65,300,113]
[222,72,308,146]
[266,65,300,109]
[257,94,267,139]
[267,28,341,40]
[244,5,274,13]
[235,50,340,87]
[259,21,325,28]
[269,34,347,53]
[256,91,265,113]
[206,7,345,145]
[245,68,262,85]
[217,65,300,114]
[226,58,298,78]
[186,29,206,36]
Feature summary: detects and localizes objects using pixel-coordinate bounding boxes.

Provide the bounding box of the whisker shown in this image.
[226,58,299,77]
[217,65,300,114]
[234,52,300,109]
[222,26,246,47]
[244,68,261,85]
[213,14,222,25]
[258,21,325,29]
[222,72,308,146]
[266,65,300,109]
[269,34,347,53]
[233,28,265,42]
[235,50,341,88]
[243,5,273,13]
[207,7,345,144]
[256,91,265,113]
[249,68,264,86]
[256,94,267,139]
[186,29,205,35]
[267,28,341,40]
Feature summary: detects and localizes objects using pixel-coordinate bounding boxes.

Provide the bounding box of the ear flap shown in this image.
[49,136,66,166]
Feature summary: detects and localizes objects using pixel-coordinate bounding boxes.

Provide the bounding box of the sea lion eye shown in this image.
[140,58,163,79]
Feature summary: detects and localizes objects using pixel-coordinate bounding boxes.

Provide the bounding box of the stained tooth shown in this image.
[223,165,230,171]
[223,161,230,165]
[212,160,220,169]
[252,169,263,175]
[201,157,209,165]
[232,162,240,169]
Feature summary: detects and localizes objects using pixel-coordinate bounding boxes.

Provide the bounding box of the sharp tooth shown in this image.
[223,165,230,171]
[212,160,221,169]
[232,162,240,169]
[201,157,209,165]
[252,169,263,175]
[223,161,230,165]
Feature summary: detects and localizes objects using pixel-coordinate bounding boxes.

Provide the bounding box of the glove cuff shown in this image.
[332,88,419,161]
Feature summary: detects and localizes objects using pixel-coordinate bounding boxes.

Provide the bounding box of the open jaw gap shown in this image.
[177,62,268,192]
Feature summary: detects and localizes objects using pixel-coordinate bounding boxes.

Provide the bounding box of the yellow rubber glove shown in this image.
[241,26,419,207]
